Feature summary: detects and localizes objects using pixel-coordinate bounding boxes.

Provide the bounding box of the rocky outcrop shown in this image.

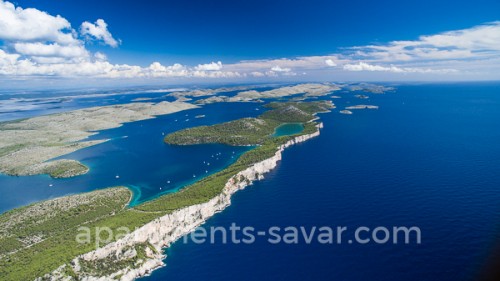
[40,123,322,281]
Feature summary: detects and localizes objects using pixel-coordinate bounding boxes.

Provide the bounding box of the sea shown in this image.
[1,82,499,281]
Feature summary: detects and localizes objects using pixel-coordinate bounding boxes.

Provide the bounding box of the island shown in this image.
[193,83,341,104]
[165,101,332,146]
[354,94,369,99]
[167,85,255,100]
[0,101,332,281]
[195,95,231,104]
[231,83,340,102]
[347,83,395,94]
[345,105,379,110]
[0,101,197,178]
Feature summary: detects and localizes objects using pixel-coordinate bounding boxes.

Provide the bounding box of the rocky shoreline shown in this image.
[40,123,323,281]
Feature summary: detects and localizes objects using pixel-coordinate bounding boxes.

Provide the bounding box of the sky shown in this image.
[0,0,500,87]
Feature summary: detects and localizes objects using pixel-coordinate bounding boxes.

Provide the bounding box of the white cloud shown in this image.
[94,52,107,62]
[194,61,223,71]
[0,49,19,65]
[80,19,120,48]
[325,59,337,66]
[343,62,401,72]
[342,62,458,74]
[0,0,77,45]
[228,56,341,72]
[0,0,499,81]
[13,42,89,59]
[351,21,500,62]
[271,65,291,72]
[250,71,265,77]
[31,56,68,64]
[0,0,91,69]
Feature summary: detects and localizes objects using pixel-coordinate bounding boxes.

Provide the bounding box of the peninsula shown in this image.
[0,101,197,178]
[0,101,332,281]
[165,101,333,146]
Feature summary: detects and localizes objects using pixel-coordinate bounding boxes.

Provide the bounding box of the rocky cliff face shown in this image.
[40,123,322,281]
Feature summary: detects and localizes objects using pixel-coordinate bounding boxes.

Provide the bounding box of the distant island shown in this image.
[340,110,353,115]
[345,105,379,110]
[0,82,384,179]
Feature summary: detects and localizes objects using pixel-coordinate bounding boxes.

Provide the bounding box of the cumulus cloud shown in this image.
[194,61,222,71]
[0,0,77,45]
[94,52,107,62]
[325,59,337,66]
[271,65,291,72]
[0,0,89,68]
[250,71,265,77]
[13,42,89,59]
[0,0,499,81]
[80,19,120,47]
[0,49,19,63]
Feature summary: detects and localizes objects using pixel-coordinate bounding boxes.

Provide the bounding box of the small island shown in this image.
[355,94,369,99]
[345,105,379,110]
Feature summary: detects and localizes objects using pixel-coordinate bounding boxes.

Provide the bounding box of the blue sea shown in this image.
[1,83,500,280]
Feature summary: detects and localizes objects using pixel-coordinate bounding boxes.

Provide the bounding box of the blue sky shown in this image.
[1,0,500,85]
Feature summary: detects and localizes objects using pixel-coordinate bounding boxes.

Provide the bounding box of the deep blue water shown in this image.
[0,102,263,212]
[1,83,500,280]
[140,83,500,281]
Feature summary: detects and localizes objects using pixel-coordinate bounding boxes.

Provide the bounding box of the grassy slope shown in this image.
[0,102,330,280]
[164,101,332,146]
[0,187,159,280]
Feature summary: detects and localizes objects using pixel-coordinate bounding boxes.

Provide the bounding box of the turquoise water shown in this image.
[273,123,304,137]
[1,83,500,281]
[0,102,261,213]
[141,83,500,281]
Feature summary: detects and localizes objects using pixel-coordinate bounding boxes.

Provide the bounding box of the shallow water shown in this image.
[2,83,500,281]
[142,83,500,281]
[273,123,304,137]
[0,102,261,213]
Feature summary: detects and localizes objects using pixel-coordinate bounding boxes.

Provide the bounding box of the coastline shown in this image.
[0,101,198,178]
[41,122,323,281]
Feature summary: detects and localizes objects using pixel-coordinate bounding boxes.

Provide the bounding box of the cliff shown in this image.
[39,123,322,281]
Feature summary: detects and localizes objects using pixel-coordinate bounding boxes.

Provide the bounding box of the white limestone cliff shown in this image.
[40,123,322,281]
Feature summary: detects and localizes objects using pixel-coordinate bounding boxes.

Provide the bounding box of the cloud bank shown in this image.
[0,0,499,81]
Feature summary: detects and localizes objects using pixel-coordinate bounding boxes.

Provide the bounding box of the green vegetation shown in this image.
[0,187,161,280]
[0,144,28,158]
[165,100,332,146]
[0,101,330,280]
[41,160,90,178]
[136,136,293,213]
[164,118,281,145]
[260,101,332,122]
